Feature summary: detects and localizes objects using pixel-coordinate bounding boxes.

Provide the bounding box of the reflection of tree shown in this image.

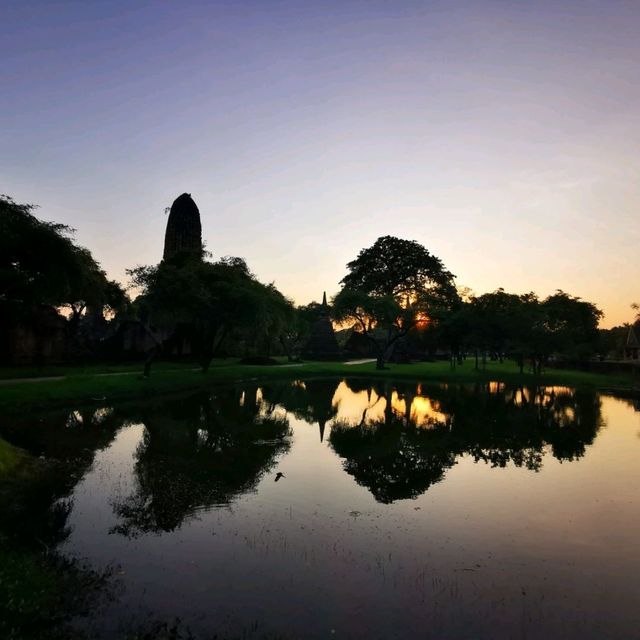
[329,380,603,503]
[330,419,457,503]
[110,390,291,537]
[0,380,608,539]
[444,384,603,467]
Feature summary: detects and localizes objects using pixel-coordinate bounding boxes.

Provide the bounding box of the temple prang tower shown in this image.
[163,193,203,261]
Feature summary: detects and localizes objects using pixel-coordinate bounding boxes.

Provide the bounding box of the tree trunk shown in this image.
[201,354,212,373]
[143,345,159,378]
[280,335,294,362]
[199,338,213,372]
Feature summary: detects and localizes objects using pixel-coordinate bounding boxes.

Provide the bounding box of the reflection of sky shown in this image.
[3,1,640,326]
[331,380,448,427]
[331,381,386,424]
[330,380,581,429]
[55,391,640,637]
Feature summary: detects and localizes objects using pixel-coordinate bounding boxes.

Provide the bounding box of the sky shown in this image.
[2,0,639,327]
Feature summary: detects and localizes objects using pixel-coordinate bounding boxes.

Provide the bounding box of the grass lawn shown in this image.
[0,360,202,380]
[0,359,636,414]
[0,437,27,476]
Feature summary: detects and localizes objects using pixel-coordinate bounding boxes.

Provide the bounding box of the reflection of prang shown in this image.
[261,379,340,442]
[306,379,339,442]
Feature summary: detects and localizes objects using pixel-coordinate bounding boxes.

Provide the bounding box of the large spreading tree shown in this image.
[129,255,295,374]
[333,236,458,369]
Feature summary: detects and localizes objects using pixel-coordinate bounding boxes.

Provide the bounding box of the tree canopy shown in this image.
[334,236,458,368]
[0,194,126,318]
[340,235,455,301]
[128,255,295,372]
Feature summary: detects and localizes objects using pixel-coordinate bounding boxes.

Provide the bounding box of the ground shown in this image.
[0,358,637,414]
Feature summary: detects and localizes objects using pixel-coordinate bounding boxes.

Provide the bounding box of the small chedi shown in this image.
[303,292,341,360]
[163,193,203,261]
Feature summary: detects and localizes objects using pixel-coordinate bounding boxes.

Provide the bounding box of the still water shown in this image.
[2,379,640,639]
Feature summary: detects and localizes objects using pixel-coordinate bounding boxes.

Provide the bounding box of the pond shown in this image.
[2,379,640,639]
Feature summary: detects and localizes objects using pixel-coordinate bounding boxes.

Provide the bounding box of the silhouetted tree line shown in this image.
[1,194,607,370]
[420,288,603,373]
[331,235,603,371]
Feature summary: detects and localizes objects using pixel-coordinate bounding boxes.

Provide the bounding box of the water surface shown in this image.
[2,379,639,639]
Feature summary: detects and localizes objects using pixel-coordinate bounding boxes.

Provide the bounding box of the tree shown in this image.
[0,195,126,315]
[538,290,602,364]
[333,236,457,369]
[462,289,602,374]
[129,255,294,373]
[464,289,527,370]
[0,195,128,362]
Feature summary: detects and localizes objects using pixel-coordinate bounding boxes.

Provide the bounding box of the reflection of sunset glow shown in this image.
[331,381,385,424]
[504,385,575,414]
[391,391,448,427]
[540,386,573,401]
[512,388,531,406]
[330,381,449,428]
[390,391,406,418]
[409,396,448,428]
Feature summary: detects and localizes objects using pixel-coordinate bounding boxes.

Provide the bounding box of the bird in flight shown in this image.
[275,472,286,482]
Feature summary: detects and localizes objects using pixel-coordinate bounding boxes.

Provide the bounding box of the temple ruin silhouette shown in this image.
[302,292,341,360]
[163,193,202,261]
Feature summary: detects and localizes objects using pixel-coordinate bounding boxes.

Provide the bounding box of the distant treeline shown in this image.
[1,194,635,370]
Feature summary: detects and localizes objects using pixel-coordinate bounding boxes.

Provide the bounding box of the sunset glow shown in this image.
[2,1,639,327]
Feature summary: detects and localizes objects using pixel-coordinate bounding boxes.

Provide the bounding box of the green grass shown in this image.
[0,438,27,476]
[0,360,201,380]
[0,359,636,414]
[0,538,62,639]
[0,534,108,640]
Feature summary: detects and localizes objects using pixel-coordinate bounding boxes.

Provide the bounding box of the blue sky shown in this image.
[2,0,639,326]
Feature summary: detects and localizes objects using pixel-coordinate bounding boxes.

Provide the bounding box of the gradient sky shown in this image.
[2,0,639,327]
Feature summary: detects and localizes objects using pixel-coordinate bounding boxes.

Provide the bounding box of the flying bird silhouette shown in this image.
[275,472,286,482]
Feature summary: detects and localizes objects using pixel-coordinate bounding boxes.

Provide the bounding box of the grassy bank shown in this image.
[0,359,636,414]
[0,437,107,639]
